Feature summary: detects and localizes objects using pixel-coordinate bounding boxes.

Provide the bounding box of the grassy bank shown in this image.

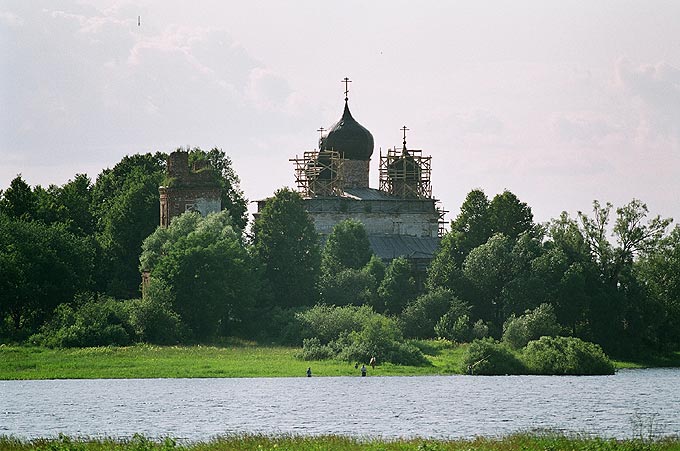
[2,434,680,451]
[0,341,467,380]
[1,341,677,380]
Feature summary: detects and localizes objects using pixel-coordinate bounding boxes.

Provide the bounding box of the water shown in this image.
[1,368,679,441]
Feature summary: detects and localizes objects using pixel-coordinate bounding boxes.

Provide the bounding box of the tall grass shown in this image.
[1,342,677,380]
[0,341,462,380]
[2,434,680,451]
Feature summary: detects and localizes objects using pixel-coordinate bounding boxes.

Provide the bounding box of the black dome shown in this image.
[388,154,422,182]
[320,102,374,161]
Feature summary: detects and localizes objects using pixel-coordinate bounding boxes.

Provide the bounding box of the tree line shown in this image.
[1,150,678,364]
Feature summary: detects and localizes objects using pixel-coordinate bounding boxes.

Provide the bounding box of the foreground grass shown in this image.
[0,341,466,380]
[2,434,680,451]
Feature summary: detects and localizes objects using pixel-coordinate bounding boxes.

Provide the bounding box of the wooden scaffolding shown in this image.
[379,147,432,199]
[290,150,344,197]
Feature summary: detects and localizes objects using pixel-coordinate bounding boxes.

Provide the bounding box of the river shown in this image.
[1,368,679,441]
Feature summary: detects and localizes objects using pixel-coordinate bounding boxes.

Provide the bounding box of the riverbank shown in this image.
[2,434,680,451]
[1,342,678,380]
[0,342,466,379]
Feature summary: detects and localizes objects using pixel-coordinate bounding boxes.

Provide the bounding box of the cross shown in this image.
[401,125,409,150]
[317,126,325,138]
[342,77,352,101]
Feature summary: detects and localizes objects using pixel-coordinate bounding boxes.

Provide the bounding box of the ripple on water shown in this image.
[1,369,679,441]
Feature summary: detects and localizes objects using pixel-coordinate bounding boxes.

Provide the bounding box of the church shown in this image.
[262,79,445,271]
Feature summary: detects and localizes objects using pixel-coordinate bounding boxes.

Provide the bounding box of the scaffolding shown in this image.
[290,150,344,197]
[379,147,432,199]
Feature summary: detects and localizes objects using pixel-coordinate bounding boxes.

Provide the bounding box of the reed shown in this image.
[2,433,680,451]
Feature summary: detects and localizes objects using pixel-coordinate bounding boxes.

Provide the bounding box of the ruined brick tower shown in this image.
[159,150,221,227]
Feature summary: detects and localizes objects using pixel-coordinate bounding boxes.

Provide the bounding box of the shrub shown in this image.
[502,303,561,349]
[319,268,376,306]
[461,338,525,375]
[296,304,376,344]
[399,288,459,339]
[435,313,472,343]
[299,337,335,361]
[30,296,134,348]
[522,336,615,375]
[471,319,490,339]
[338,315,427,366]
[127,278,187,345]
[297,305,428,366]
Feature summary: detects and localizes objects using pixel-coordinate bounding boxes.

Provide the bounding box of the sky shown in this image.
[2,0,679,226]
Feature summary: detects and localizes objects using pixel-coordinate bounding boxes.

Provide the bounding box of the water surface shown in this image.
[1,368,678,441]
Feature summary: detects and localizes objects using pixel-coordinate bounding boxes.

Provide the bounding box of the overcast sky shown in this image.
[2,0,679,226]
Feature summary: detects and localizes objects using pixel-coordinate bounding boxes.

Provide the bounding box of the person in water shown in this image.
[306,367,312,377]
[361,364,367,377]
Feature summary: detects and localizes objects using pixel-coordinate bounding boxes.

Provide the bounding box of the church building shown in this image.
[264,79,445,271]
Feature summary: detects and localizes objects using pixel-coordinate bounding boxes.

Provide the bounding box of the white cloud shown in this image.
[615,58,680,145]
[551,113,620,144]
[0,10,24,27]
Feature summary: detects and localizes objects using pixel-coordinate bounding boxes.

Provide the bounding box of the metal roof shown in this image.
[367,235,440,261]
[341,187,398,201]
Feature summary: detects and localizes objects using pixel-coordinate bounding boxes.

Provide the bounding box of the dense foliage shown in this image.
[297,304,426,365]
[251,188,321,308]
[141,210,258,340]
[1,152,679,373]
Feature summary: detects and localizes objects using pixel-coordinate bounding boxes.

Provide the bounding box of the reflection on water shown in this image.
[1,368,679,441]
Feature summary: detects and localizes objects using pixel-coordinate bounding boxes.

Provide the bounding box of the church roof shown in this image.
[341,187,397,201]
[320,101,374,161]
[368,235,440,263]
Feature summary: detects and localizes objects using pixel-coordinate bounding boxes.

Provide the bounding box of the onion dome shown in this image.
[320,101,374,161]
[388,152,422,182]
[306,152,336,180]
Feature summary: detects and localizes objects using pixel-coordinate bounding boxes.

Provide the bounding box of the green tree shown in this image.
[578,199,672,288]
[320,268,375,306]
[635,226,680,348]
[141,210,258,340]
[577,199,672,353]
[251,188,321,307]
[92,154,166,297]
[462,233,514,327]
[0,175,37,220]
[488,190,534,240]
[0,214,94,334]
[427,189,490,293]
[502,303,561,349]
[321,219,373,273]
[188,147,248,230]
[400,287,459,339]
[378,257,417,314]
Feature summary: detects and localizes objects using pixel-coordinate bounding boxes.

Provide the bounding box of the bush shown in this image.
[522,336,615,375]
[319,268,376,306]
[296,304,376,344]
[471,319,490,339]
[30,296,134,348]
[399,288,459,339]
[502,303,561,349]
[299,337,335,360]
[297,305,428,366]
[338,315,428,366]
[461,338,525,375]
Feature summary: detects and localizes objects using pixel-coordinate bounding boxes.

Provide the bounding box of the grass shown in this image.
[0,340,467,380]
[1,340,677,380]
[613,351,680,370]
[2,434,680,451]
